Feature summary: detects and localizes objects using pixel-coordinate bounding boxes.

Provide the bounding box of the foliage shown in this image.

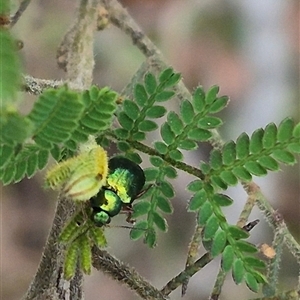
[1,67,300,295]
[0,29,21,105]
[0,86,117,183]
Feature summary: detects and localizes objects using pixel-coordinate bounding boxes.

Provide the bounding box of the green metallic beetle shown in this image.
[90,156,146,227]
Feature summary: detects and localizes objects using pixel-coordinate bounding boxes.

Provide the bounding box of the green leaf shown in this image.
[180,100,194,124]
[0,31,21,104]
[132,201,151,217]
[138,120,158,132]
[150,156,163,167]
[235,241,258,253]
[192,87,205,112]
[64,139,77,151]
[244,256,266,269]
[164,166,177,179]
[29,88,84,146]
[50,144,61,161]
[144,168,159,181]
[293,122,300,138]
[2,163,16,184]
[27,153,38,178]
[208,96,229,113]
[212,194,233,207]
[0,144,14,168]
[211,175,228,190]
[159,69,180,88]
[126,152,142,164]
[232,166,252,181]
[205,85,220,104]
[250,129,264,154]
[228,225,249,240]
[159,180,175,198]
[157,196,173,214]
[98,87,117,107]
[145,229,157,248]
[203,214,219,240]
[161,123,175,145]
[155,91,175,102]
[14,161,27,183]
[132,131,146,141]
[188,128,212,141]
[152,211,167,232]
[146,105,167,118]
[38,149,49,170]
[222,245,235,272]
[263,123,277,148]
[130,221,148,240]
[232,258,245,284]
[257,156,279,171]
[167,111,184,135]
[118,111,134,130]
[245,272,259,292]
[123,100,140,120]
[252,270,268,284]
[144,72,157,94]
[187,180,203,192]
[69,130,88,144]
[220,170,238,186]
[114,128,129,139]
[198,116,223,129]
[158,68,174,83]
[236,133,250,160]
[222,141,236,165]
[287,142,300,153]
[154,141,168,154]
[178,139,198,150]
[272,149,296,165]
[211,229,227,257]
[188,189,207,211]
[169,149,183,161]
[163,72,181,88]
[198,201,213,225]
[244,161,267,176]
[88,85,99,101]
[1,112,33,144]
[80,115,107,131]
[200,162,210,174]
[134,84,148,106]
[209,149,222,170]
[277,117,294,143]
[117,141,130,152]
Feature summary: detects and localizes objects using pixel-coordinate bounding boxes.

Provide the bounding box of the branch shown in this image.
[92,247,168,300]
[57,0,99,90]
[23,0,100,298]
[22,198,79,300]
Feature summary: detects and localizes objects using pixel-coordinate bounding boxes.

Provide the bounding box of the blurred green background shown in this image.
[2,0,299,299]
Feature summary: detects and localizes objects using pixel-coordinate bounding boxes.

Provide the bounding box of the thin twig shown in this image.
[22,75,64,95]
[10,0,31,27]
[160,252,213,296]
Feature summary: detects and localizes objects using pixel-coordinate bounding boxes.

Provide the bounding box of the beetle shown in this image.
[90,156,147,227]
